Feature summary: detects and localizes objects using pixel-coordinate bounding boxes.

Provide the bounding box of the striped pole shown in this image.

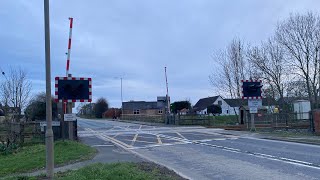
[66,17,73,77]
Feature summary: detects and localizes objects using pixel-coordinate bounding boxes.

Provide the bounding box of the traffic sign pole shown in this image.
[250,113,256,131]
[67,102,74,140]
[67,74,74,140]
[242,80,263,132]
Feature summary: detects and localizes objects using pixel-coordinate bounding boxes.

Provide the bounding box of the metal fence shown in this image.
[121,114,165,123]
[176,112,313,130]
[0,120,77,145]
[119,112,313,131]
[248,112,312,130]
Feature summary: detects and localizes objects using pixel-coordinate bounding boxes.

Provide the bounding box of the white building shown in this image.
[293,100,311,120]
[193,96,278,116]
[193,96,232,115]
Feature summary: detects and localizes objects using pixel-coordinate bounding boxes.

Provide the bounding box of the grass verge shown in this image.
[8,162,186,180]
[0,140,96,177]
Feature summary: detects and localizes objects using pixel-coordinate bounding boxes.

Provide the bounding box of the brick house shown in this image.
[122,96,168,116]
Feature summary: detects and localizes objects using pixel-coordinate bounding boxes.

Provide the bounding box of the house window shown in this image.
[158,109,163,114]
[226,110,229,114]
[133,109,140,114]
[218,100,222,106]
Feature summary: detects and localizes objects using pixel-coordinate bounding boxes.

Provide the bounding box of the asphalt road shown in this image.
[78,118,320,180]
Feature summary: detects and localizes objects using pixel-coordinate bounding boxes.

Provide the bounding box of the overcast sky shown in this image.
[0,0,319,107]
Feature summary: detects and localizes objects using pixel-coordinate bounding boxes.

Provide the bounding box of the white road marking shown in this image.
[196,142,320,170]
[91,144,114,147]
[131,134,139,146]
[176,132,187,139]
[81,124,320,170]
[157,135,163,144]
[125,139,155,144]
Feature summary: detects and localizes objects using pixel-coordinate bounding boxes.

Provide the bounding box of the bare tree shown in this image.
[276,12,320,109]
[0,67,32,115]
[210,39,249,98]
[247,38,289,103]
[210,38,251,116]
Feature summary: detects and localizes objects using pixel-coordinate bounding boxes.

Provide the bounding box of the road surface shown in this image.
[78,118,320,180]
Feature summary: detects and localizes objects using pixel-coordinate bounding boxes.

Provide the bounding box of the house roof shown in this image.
[122,101,159,110]
[280,97,309,104]
[193,96,220,111]
[179,108,189,113]
[224,98,278,107]
[224,99,247,107]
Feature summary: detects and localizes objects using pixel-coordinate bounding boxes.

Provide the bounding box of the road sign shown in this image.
[248,99,262,108]
[54,77,92,102]
[40,121,60,127]
[64,113,77,121]
[242,80,263,99]
[40,121,60,132]
[249,107,258,113]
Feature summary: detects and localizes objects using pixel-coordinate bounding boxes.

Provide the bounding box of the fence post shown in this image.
[310,111,315,132]
[20,122,25,145]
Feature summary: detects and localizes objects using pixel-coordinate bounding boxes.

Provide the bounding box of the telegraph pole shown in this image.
[121,77,123,117]
[165,67,170,114]
[44,0,54,178]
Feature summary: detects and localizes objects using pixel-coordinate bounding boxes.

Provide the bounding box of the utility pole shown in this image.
[44,0,54,178]
[165,67,170,114]
[121,77,123,118]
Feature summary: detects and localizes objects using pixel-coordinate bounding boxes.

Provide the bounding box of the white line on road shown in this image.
[91,144,114,147]
[83,126,320,171]
[176,132,187,139]
[131,134,139,146]
[196,142,320,170]
[157,135,163,144]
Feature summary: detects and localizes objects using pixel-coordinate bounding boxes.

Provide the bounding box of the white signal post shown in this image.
[65,17,74,140]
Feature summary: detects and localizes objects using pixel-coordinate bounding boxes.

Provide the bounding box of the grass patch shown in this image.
[256,129,315,138]
[0,140,96,177]
[6,162,185,180]
[213,115,238,125]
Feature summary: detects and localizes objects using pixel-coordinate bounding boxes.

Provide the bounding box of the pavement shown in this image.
[77,118,320,180]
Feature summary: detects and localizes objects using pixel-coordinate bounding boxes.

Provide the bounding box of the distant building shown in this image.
[293,100,311,120]
[193,96,231,115]
[193,96,278,116]
[122,96,169,116]
[179,108,189,115]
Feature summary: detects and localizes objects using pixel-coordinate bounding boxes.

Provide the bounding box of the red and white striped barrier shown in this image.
[66,17,73,76]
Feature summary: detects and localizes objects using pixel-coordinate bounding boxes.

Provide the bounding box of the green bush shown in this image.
[0,142,18,155]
